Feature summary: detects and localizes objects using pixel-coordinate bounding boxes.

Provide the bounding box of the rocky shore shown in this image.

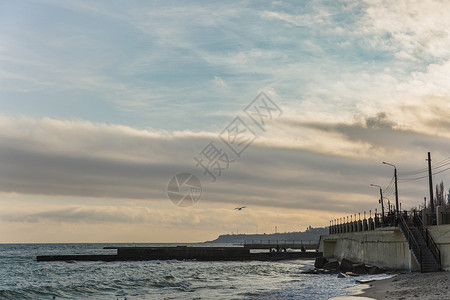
[302,257,385,277]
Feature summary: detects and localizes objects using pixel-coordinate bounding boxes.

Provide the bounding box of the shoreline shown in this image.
[336,271,450,299]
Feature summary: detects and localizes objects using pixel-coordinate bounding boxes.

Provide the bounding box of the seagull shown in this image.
[234,206,246,211]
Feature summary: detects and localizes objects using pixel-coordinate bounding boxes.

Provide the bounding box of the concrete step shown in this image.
[422,264,438,268]
[422,267,440,272]
[407,225,440,272]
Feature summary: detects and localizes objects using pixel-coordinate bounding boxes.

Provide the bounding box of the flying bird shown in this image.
[234,206,246,211]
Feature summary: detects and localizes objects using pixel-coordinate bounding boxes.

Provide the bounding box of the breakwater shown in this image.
[37,246,322,262]
[243,240,319,249]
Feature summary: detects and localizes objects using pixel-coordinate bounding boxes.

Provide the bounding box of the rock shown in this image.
[352,263,368,274]
[337,272,348,278]
[339,258,354,273]
[301,268,317,274]
[324,260,340,271]
[316,268,325,273]
[356,279,375,284]
[314,256,328,268]
[368,265,384,275]
[345,272,359,277]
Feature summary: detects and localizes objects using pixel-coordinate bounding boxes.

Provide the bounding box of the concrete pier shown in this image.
[243,241,319,249]
[37,246,322,262]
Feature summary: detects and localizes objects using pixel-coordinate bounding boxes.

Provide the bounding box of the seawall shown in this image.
[319,224,450,271]
[319,227,419,271]
[428,224,450,271]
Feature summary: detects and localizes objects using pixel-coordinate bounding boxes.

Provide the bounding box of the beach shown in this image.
[347,271,450,299]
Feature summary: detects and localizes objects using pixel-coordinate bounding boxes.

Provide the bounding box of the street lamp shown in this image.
[383,161,399,214]
[370,184,385,224]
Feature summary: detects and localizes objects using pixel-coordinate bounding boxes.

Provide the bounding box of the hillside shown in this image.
[205,227,328,244]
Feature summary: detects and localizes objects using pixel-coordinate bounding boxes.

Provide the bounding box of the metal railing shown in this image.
[244,240,318,245]
[398,213,423,272]
[413,212,441,269]
[439,211,450,224]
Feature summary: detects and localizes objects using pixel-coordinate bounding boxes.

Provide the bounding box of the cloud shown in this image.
[365,112,396,129]
[0,198,335,242]
[260,10,332,27]
[0,204,321,231]
[2,1,450,242]
[360,0,450,62]
[214,76,227,88]
[1,114,449,219]
[1,205,204,226]
[3,0,449,134]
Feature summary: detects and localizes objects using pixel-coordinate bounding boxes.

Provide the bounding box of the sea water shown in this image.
[0,244,390,299]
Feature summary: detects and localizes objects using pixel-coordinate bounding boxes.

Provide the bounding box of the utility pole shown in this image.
[427,152,434,214]
[380,191,384,222]
[383,162,399,214]
[394,167,399,214]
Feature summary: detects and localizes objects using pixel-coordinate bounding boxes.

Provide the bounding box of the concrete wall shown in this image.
[428,224,450,271]
[319,227,419,271]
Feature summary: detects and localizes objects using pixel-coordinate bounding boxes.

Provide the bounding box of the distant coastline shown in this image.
[205,227,327,244]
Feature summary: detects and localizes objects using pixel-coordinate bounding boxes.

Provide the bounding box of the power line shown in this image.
[396,154,450,183]
[434,166,450,176]
[398,168,428,176]
[383,175,394,191]
[383,175,395,197]
[384,185,395,197]
[398,174,429,182]
[433,156,450,167]
[398,163,450,182]
[433,160,450,171]
[398,155,450,176]
[384,185,395,196]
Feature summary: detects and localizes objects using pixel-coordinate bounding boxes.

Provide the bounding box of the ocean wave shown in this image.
[0,244,369,300]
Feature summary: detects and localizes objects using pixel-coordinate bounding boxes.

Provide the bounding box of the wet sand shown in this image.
[355,271,450,299]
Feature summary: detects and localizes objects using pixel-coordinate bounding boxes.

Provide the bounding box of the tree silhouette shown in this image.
[435,180,447,207]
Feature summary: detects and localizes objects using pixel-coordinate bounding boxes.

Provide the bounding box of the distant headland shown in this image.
[204,227,328,244]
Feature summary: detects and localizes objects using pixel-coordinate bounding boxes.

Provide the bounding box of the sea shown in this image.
[0,243,391,299]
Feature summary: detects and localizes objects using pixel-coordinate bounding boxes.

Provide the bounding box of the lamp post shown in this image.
[370,184,385,224]
[383,162,399,214]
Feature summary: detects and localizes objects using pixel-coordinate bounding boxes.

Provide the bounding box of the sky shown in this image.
[1,0,450,243]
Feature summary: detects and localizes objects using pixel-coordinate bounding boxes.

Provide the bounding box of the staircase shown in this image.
[398,213,440,273]
[409,226,440,272]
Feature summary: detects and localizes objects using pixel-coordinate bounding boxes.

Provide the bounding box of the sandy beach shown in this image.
[349,271,450,299]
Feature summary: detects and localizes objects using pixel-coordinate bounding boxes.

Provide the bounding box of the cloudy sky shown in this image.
[1,0,450,243]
